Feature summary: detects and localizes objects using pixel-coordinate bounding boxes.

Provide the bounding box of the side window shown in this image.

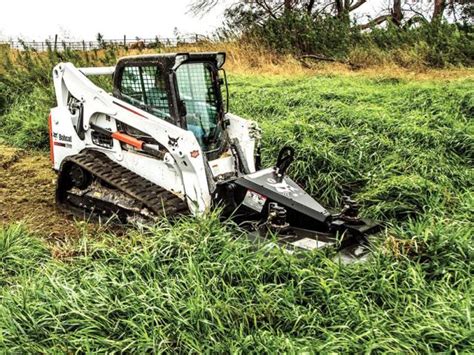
[120,65,170,119]
[121,66,142,100]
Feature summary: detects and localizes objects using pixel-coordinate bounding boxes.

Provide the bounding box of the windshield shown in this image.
[176,62,222,152]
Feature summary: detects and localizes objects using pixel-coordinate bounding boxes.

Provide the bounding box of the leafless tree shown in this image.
[189,0,369,18]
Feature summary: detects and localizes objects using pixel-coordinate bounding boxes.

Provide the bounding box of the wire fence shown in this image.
[0,35,212,52]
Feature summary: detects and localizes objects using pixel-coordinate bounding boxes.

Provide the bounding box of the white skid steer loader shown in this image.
[50,52,379,258]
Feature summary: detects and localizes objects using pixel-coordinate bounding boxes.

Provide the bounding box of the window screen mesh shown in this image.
[120,65,170,118]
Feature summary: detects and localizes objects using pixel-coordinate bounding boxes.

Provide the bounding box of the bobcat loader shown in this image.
[50,52,379,258]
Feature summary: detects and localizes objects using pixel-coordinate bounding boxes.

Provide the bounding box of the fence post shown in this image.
[123,35,126,47]
[54,34,58,52]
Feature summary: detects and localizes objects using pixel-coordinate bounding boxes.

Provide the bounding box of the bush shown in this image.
[229,10,473,67]
[245,13,352,58]
[365,21,474,67]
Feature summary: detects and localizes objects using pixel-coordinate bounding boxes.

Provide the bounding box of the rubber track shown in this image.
[63,150,188,217]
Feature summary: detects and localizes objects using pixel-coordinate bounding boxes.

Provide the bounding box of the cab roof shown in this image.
[116,52,226,69]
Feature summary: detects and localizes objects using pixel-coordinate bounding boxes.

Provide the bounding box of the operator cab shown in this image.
[112,53,228,155]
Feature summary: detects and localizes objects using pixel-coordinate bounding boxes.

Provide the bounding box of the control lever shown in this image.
[275,146,295,182]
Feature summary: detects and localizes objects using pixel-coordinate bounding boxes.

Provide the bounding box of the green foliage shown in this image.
[225,7,473,67]
[364,21,474,67]
[0,224,49,281]
[0,49,115,147]
[243,13,352,58]
[0,87,53,149]
[230,74,473,219]
[0,49,116,144]
[0,214,472,352]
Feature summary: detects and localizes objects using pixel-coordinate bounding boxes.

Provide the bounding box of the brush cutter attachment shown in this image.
[225,147,380,259]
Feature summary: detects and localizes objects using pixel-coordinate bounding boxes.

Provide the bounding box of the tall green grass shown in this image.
[0,49,115,147]
[0,217,472,352]
[230,75,473,219]
[0,50,472,352]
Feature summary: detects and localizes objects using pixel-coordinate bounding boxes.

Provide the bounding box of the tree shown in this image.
[433,0,447,20]
[191,0,373,24]
[189,0,472,31]
[392,0,403,25]
[190,0,414,29]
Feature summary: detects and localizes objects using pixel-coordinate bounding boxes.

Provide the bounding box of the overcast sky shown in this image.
[0,0,389,41]
[0,0,230,41]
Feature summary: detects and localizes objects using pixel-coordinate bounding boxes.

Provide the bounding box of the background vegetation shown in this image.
[4,1,473,69]
[191,0,473,67]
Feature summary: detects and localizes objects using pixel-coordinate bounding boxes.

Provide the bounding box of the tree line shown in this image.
[191,0,473,66]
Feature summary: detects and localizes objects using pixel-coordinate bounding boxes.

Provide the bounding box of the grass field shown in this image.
[0,50,472,352]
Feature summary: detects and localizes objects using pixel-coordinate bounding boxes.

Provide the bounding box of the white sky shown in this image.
[0,0,230,41]
[0,0,396,41]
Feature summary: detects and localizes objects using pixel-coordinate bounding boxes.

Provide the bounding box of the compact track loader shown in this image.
[50,52,379,258]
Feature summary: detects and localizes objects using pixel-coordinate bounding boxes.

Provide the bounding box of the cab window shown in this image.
[120,65,171,120]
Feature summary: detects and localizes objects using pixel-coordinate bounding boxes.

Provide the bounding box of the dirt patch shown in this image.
[0,146,26,169]
[0,145,96,241]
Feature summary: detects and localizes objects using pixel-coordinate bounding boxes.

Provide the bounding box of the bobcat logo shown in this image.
[168,136,179,148]
[267,178,301,198]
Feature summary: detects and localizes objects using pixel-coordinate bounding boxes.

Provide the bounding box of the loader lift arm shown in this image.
[52,61,213,214]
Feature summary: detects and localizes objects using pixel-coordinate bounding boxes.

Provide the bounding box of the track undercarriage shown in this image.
[56,150,189,223]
